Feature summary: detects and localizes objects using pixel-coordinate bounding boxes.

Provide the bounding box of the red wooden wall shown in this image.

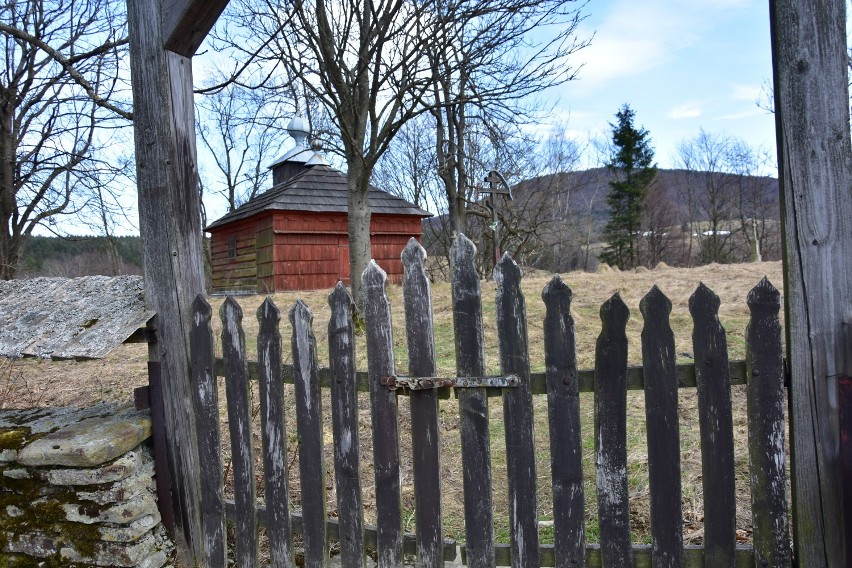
[208,210,423,293]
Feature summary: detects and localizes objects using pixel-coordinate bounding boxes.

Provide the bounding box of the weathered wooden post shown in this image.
[127,0,229,562]
[770,0,852,565]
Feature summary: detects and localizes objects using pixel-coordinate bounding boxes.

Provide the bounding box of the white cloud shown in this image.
[570,0,759,94]
[714,108,764,120]
[729,83,761,101]
[668,103,703,119]
[571,1,699,89]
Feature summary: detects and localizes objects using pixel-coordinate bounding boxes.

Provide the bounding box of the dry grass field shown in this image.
[1,259,786,553]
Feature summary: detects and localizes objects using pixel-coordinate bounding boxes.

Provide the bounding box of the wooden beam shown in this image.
[770,1,852,566]
[127,0,207,563]
[162,0,230,57]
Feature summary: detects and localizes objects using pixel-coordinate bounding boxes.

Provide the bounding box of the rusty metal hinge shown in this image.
[380,375,519,391]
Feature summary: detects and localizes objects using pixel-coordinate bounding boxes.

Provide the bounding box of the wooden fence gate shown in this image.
[187,236,790,567]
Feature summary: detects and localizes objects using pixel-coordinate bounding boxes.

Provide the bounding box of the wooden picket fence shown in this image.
[187,236,790,567]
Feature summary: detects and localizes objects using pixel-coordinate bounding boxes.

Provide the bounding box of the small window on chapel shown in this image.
[228,236,237,260]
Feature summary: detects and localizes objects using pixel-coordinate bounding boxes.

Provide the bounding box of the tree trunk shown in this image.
[347,160,372,312]
[0,105,19,280]
[771,0,852,565]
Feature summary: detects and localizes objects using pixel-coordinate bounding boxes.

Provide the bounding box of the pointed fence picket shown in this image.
[690,284,737,567]
[257,298,294,568]
[327,284,365,568]
[451,235,495,568]
[186,233,791,568]
[402,239,444,568]
[640,286,683,568]
[594,293,632,567]
[363,261,404,568]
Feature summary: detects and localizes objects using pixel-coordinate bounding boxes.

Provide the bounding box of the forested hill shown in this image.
[511,167,780,220]
[18,236,143,278]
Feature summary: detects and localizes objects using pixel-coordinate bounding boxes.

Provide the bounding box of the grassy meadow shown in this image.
[2,259,786,552]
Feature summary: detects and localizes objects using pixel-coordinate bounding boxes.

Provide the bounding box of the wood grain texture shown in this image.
[639,286,683,568]
[689,284,735,566]
[541,275,585,568]
[162,0,230,57]
[127,0,206,559]
[450,234,494,568]
[257,298,294,568]
[189,296,225,568]
[220,297,258,566]
[494,253,540,568]
[328,284,365,568]
[770,1,852,564]
[594,293,632,567]
[290,300,328,568]
[745,279,791,566]
[402,239,443,568]
[363,261,403,567]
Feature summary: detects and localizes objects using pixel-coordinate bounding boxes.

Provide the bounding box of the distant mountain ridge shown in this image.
[511,167,780,221]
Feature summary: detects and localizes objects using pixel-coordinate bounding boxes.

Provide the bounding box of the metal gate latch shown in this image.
[380,375,519,391]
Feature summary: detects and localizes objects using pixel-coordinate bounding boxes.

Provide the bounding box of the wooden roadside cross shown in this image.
[471,169,513,269]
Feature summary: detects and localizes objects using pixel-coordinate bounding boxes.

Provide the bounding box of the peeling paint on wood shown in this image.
[328,283,365,568]
[495,253,540,568]
[0,276,152,359]
[220,297,258,566]
[189,295,225,568]
[745,278,791,566]
[290,299,328,568]
[542,275,585,568]
[689,283,736,566]
[594,293,633,567]
[402,238,443,568]
[258,298,294,567]
[450,234,494,568]
[363,261,403,568]
[640,286,683,568]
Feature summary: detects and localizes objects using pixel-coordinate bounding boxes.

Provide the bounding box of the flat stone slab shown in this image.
[77,470,154,505]
[46,447,152,486]
[96,513,161,542]
[64,492,159,525]
[17,407,151,467]
[0,402,127,435]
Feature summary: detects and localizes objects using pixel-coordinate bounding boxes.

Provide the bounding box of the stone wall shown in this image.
[0,403,172,567]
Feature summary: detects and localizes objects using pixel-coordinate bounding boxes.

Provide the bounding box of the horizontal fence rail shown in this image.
[212,357,756,394]
[189,234,791,567]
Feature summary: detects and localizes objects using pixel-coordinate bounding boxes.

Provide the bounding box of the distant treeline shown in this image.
[18,236,143,278]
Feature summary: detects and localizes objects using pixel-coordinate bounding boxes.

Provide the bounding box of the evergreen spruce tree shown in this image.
[600,104,657,269]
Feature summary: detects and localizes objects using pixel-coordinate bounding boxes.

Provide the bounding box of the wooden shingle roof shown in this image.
[206,164,431,230]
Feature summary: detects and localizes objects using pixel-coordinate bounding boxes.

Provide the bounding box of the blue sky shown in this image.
[548,0,777,169]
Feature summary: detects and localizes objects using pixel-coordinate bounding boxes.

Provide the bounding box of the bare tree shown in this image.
[677,130,778,264]
[371,114,444,214]
[727,141,780,261]
[1,0,131,279]
[196,78,289,212]
[426,0,590,238]
[639,178,679,267]
[73,153,137,275]
[253,0,443,309]
[204,0,589,308]
[677,129,738,264]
